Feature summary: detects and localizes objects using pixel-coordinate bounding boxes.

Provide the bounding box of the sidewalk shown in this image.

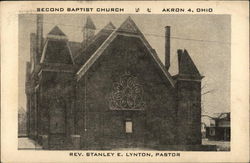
[18,137,43,150]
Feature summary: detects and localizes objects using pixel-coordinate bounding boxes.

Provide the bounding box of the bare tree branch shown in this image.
[201,84,207,90]
[202,89,216,96]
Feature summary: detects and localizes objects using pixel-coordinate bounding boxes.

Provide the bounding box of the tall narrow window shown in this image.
[125,120,133,133]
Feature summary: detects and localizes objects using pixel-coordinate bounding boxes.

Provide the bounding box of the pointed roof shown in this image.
[48,26,66,36]
[118,16,139,34]
[103,22,116,30]
[40,26,74,64]
[84,16,96,29]
[76,16,175,87]
[30,32,80,59]
[177,49,202,78]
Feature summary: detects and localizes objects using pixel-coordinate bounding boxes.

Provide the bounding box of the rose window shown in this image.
[109,72,145,110]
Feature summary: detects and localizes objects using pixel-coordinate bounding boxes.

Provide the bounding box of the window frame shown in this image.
[125,119,133,134]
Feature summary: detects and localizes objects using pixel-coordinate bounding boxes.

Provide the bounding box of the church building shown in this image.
[25,15,204,150]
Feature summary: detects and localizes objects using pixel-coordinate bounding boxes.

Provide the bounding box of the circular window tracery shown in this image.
[109,71,145,110]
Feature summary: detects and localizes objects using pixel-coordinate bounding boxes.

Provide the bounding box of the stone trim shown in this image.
[71,135,81,138]
[76,30,117,81]
[40,39,48,63]
[47,34,68,40]
[38,69,75,75]
[177,78,202,82]
[67,41,75,65]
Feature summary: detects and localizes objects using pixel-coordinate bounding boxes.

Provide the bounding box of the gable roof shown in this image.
[76,17,175,87]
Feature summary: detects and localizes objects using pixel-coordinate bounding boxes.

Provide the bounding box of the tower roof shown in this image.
[84,16,96,29]
[41,26,73,64]
[48,26,66,36]
[40,39,73,64]
[103,22,116,30]
[177,49,202,78]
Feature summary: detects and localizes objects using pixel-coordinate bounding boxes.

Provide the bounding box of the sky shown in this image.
[19,14,231,116]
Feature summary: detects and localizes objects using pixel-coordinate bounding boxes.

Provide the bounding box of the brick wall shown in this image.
[39,70,75,148]
[176,80,202,145]
[76,35,177,149]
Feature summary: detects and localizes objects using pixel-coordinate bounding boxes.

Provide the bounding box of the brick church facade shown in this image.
[25,15,204,150]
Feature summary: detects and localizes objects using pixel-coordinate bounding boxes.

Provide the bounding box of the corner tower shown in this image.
[38,26,77,149]
[175,49,203,145]
[82,16,96,46]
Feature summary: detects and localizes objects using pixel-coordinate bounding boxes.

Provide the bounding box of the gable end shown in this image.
[76,17,175,87]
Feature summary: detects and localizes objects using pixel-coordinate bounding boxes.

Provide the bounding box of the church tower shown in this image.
[175,49,203,145]
[38,26,77,149]
[82,16,96,46]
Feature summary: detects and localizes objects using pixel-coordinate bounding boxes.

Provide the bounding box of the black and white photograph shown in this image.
[1,1,249,162]
[18,14,231,151]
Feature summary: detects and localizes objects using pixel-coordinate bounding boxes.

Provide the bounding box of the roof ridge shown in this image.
[76,17,175,87]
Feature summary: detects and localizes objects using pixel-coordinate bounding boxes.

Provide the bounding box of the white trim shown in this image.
[176,78,202,82]
[40,40,48,63]
[76,29,118,81]
[74,24,115,59]
[110,108,144,111]
[35,84,39,90]
[47,34,68,40]
[38,69,74,74]
[116,32,140,38]
[137,36,175,87]
[70,135,81,138]
[67,41,75,65]
[38,70,42,77]
[40,38,75,65]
